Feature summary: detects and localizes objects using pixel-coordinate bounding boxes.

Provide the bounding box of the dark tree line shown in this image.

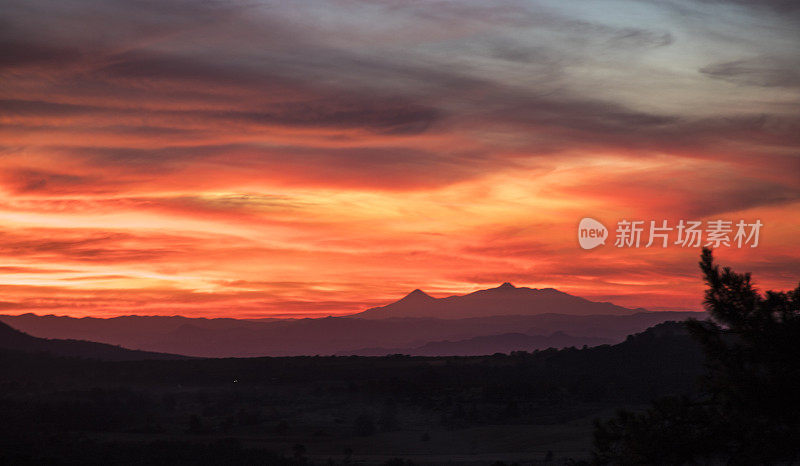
[593,248,800,465]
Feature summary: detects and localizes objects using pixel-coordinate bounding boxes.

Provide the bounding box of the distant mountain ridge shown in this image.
[353,283,645,319]
[336,331,614,356]
[0,321,186,361]
[0,311,701,358]
[0,284,702,357]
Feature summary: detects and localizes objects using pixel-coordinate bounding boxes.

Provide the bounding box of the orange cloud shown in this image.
[0,0,798,318]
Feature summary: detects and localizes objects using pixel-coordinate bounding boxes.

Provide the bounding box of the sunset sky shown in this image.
[1,0,798,318]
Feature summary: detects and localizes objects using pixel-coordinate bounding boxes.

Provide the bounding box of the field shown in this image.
[0,323,701,465]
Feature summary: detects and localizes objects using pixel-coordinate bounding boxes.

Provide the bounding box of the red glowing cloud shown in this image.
[0,0,798,317]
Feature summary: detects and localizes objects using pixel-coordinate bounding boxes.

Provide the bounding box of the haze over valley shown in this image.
[0,283,700,357]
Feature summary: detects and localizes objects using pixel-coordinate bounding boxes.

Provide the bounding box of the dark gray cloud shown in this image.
[468,90,800,156]
[208,99,440,135]
[365,0,542,27]
[1,95,441,136]
[607,28,674,48]
[0,40,84,69]
[0,231,193,263]
[692,0,800,14]
[32,143,489,190]
[700,57,800,88]
[5,169,97,194]
[0,0,796,197]
[0,99,109,118]
[681,181,800,218]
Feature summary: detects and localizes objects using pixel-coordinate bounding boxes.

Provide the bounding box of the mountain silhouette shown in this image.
[336,331,613,356]
[353,283,644,319]
[0,321,185,360]
[0,310,699,357]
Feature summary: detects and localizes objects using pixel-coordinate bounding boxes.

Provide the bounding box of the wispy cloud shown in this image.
[0,0,797,316]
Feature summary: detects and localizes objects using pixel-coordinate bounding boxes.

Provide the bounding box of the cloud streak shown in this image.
[0,0,797,317]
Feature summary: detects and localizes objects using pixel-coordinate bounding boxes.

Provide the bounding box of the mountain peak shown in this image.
[483,282,517,293]
[401,288,434,301]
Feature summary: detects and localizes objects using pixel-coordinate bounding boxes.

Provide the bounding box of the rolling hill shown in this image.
[336,331,613,356]
[0,321,186,360]
[0,311,701,357]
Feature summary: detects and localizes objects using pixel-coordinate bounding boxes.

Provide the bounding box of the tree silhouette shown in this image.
[593,248,800,464]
